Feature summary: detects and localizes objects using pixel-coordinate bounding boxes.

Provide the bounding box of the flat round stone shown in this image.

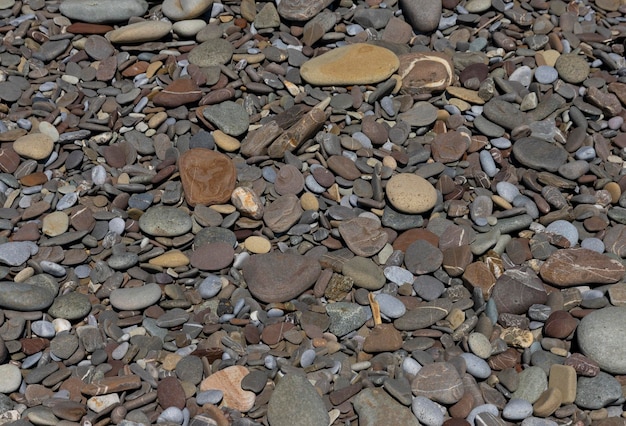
[189,242,234,271]
[243,252,321,303]
[555,53,590,84]
[300,43,399,86]
[13,133,54,160]
[188,39,234,67]
[139,206,192,237]
[386,173,438,214]
[512,137,568,172]
[577,307,626,374]
[109,283,162,311]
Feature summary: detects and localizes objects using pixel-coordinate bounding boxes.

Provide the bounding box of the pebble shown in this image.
[412,396,444,426]
[577,307,626,374]
[300,43,399,85]
[59,0,148,23]
[109,283,162,311]
[267,374,329,426]
[386,173,438,214]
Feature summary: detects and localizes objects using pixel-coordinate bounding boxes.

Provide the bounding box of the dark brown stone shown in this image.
[153,78,203,108]
[363,324,403,353]
[442,245,473,277]
[338,217,388,257]
[178,148,236,207]
[157,376,186,409]
[431,130,469,163]
[544,310,577,339]
[327,155,361,180]
[189,242,234,271]
[491,267,547,315]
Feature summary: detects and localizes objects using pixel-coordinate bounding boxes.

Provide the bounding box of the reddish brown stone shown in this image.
[431,130,469,163]
[540,248,625,287]
[153,78,203,108]
[363,324,403,353]
[563,352,600,377]
[398,51,455,94]
[81,375,142,396]
[121,61,149,77]
[393,228,439,252]
[543,310,577,339]
[189,242,234,271]
[462,262,496,300]
[157,376,186,410]
[21,337,49,355]
[178,148,236,207]
[488,347,521,371]
[0,146,20,173]
[67,23,114,34]
[261,322,295,345]
[327,155,361,180]
[20,172,48,187]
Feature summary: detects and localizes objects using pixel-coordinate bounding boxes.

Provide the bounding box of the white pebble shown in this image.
[91,165,106,185]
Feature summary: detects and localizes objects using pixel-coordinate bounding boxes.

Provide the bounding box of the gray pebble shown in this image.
[503,398,533,421]
[375,293,406,319]
[496,181,520,203]
[534,66,558,84]
[196,390,223,405]
[31,320,56,338]
[460,352,491,379]
[411,396,444,426]
[545,220,578,247]
[198,275,222,299]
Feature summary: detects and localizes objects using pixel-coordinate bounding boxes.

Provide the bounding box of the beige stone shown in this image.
[244,236,271,254]
[42,211,69,237]
[148,250,190,268]
[213,130,241,152]
[533,388,562,417]
[386,173,437,214]
[162,0,213,20]
[13,133,54,160]
[199,365,255,412]
[106,21,172,44]
[300,192,319,211]
[548,364,577,404]
[300,43,399,86]
[446,86,486,104]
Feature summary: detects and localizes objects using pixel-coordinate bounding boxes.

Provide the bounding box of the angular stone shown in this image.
[353,388,419,426]
[179,148,236,207]
[243,252,321,303]
[338,217,388,257]
[268,374,329,426]
[491,267,548,315]
[199,366,255,412]
[411,362,464,404]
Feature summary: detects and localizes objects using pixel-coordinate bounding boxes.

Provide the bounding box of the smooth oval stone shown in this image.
[0,282,55,311]
[411,396,444,426]
[375,293,406,319]
[162,0,213,20]
[400,0,441,32]
[109,283,162,311]
[512,137,568,172]
[139,205,192,237]
[178,148,236,207]
[555,53,590,84]
[268,374,330,426]
[106,21,172,43]
[575,372,623,409]
[577,307,626,374]
[540,248,625,287]
[460,352,491,379]
[0,364,21,393]
[300,43,399,86]
[503,399,534,421]
[59,0,148,23]
[48,292,92,320]
[243,252,321,303]
[386,173,438,214]
[13,133,54,160]
[190,242,234,271]
[188,38,234,67]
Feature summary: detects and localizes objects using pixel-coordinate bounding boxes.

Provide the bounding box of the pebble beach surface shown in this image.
[1,0,626,425]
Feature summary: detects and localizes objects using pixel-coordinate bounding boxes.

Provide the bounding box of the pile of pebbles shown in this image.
[1,0,626,425]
